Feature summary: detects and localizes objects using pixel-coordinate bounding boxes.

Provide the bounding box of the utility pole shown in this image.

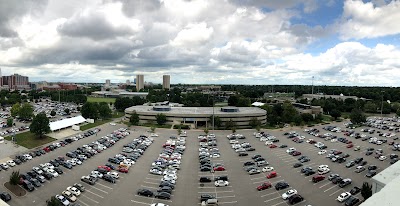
[381,91,384,117]
[311,76,314,96]
[212,92,215,132]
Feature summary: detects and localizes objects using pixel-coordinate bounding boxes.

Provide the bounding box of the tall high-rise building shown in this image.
[105,79,111,87]
[1,73,30,90]
[136,74,144,91]
[163,75,170,90]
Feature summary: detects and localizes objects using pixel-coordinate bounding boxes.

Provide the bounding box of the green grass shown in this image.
[80,119,112,131]
[87,96,116,103]
[5,132,56,149]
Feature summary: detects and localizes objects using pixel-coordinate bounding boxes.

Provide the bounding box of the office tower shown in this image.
[105,79,110,87]
[136,75,144,91]
[163,75,170,90]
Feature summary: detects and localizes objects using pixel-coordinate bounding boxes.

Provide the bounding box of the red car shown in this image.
[98,166,111,172]
[43,147,51,152]
[309,140,316,144]
[347,144,354,148]
[267,171,277,179]
[347,141,353,144]
[257,182,272,191]
[118,168,129,173]
[389,141,395,145]
[333,150,342,155]
[292,151,301,156]
[213,166,225,171]
[312,175,325,183]
[269,144,277,148]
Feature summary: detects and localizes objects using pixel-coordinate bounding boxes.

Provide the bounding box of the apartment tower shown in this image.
[136,74,144,91]
[163,75,170,90]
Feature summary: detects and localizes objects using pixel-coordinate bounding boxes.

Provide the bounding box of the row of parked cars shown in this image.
[137,137,185,201]
[0,125,29,136]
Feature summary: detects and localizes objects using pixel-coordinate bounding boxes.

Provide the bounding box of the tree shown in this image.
[209,116,222,128]
[11,103,21,117]
[64,108,70,115]
[330,109,342,120]
[150,126,156,133]
[314,113,324,123]
[156,113,167,125]
[256,125,261,132]
[177,126,182,135]
[81,102,99,120]
[46,196,61,206]
[10,170,20,185]
[228,95,239,106]
[350,109,366,124]
[204,128,209,135]
[231,127,236,134]
[98,102,112,119]
[7,118,13,127]
[282,102,298,123]
[364,102,377,113]
[361,182,372,200]
[225,119,236,130]
[301,113,314,123]
[18,103,34,120]
[50,110,56,117]
[129,112,140,125]
[397,108,400,117]
[249,117,261,128]
[30,112,51,138]
[293,114,303,126]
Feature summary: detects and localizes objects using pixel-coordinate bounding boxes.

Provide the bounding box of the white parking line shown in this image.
[146,177,161,181]
[198,190,233,193]
[143,181,159,185]
[324,185,338,192]
[219,201,238,205]
[130,200,150,205]
[264,196,282,202]
[250,176,265,181]
[77,199,90,206]
[200,186,232,189]
[95,182,114,190]
[329,188,344,196]
[261,191,277,197]
[82,194,99,204]
[86,190,104,198]
[84,184,109,194]
[271,201,287,206]
[218,195,236,198]
[141,185,159,190]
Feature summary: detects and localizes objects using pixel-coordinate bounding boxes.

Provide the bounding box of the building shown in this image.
[360,160,400,205]
[302,93,359,100]
[163,75,170,90]
[105,79,111,87]
[292,103,323,115]
[91,90,148,99]
[1,73,30,90]
[125,106,267,128]
[126,80,131,85]
[136,75,144,91]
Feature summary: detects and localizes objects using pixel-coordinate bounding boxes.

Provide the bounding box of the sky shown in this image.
[0,0,399,86]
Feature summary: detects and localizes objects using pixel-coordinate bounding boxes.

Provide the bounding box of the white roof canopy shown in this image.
[50,115,86,131]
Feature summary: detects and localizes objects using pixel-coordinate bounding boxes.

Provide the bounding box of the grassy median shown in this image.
[80,119,112,131]
[5,132,56,149]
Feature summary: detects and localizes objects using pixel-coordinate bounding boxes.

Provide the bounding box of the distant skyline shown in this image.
[0,0,399,86]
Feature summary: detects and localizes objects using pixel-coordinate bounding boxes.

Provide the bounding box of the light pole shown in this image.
[381,91,384,117]
[212,93,215,132]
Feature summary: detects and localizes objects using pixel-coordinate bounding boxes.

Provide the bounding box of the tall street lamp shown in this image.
[381,91,384,117]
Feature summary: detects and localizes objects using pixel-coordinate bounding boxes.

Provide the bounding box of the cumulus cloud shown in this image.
[339,0,400,40]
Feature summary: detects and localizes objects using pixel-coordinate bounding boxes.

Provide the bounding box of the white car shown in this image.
[72,158,82,165]
[282,189,298,200]
[6,160,16,167]
[286,148,296,153]
[150,133,159,137]
[56,195,70,206]
[150,169,162,175]
[214,180,229,187]
[161,177,176,184]
[163,174,178,180]
[163,170,177,176]
[62,190,77,202]
[262,167,274,172]
[379,156,387,161]
[318,168,330,175]
[318,150,327,155]
[109,122,116,126]
[331,139,337,143]
[91,171,103,178]
[210,153,220,158]
[66,186,81,196]
[229,140,239,144]
[265,141,273,146]
[337,192,351,202]
[47,169,59,178]
[23,154,32,160]
[318,165,329,171]
[107,172,119,179]
[0,163,8,170]
[33,167,43,175]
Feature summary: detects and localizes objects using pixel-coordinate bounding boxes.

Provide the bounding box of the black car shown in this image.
[105,163,116,170]
[108,158,120,164]
[137,188,153,197]
[275,181,289,190]
[30,178,42,187]
[245,147,256,151]
[345,196,359,206]
[14,159,22,165]
[157,186,173,194]
[54,167,63,174]
[366,170,377,178]
[200,194,215,202]
[279,145,288,148]
[349,186,361,195]
[354,157,363,164]
[159,181,175,189]
[293,163,303,168]
[103,174,116,183]
[238,152,248,156]
[368,165,377,170]
[304,170,316,176]
[0,192,11,202]
[252,155,262,159]
[301,167,312,173]
[200,167,211,171]
[214,176,228,181]
[43,172,53,180]
[332,177,343,184]
[243,161,255,166]
[358,160,367,166]
[200,177,212,183]
[73,183,86,192]
[288,194,304,204]
[27,171,37,178]
[390,158,398,164]
[22,180,34,192]
[155,192,171,199]
[346,161,356,168]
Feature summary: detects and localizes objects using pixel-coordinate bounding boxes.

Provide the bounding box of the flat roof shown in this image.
[125,106,266,115]
[49,115,86,131]
[372,159,400,185]
[361,171,400,205]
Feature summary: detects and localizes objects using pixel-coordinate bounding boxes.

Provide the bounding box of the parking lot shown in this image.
[0,118,397,206]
